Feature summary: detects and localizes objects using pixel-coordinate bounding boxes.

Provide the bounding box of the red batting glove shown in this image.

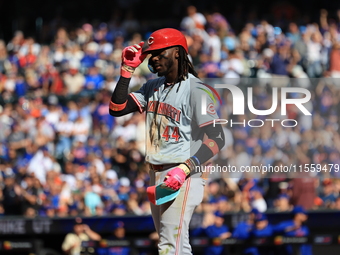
[163,164,190,191]
[121,41,147,78]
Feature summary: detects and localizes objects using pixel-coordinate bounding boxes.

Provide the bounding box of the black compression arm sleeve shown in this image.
[111,76,131,104]
[109,76,139,116]
[192,124,225,165]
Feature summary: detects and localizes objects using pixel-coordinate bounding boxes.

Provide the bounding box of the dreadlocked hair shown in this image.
[177,46,198,82]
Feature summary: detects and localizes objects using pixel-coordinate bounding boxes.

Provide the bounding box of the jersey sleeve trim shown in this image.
[109,100,127,111]
[199,120,215,128]
[130,93,144,113]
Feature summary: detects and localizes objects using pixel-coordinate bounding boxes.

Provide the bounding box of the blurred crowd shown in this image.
[62,207,312,255]
[1,5,340,218]
[190,206,312,255]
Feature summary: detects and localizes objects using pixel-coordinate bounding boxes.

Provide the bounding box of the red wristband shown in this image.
[120,65,135,78]
[109,100,127,111]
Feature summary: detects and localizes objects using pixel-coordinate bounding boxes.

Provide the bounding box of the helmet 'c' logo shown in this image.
[148,37,154,45]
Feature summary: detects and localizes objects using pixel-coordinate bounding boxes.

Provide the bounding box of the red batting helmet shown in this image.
[143,28,188,54]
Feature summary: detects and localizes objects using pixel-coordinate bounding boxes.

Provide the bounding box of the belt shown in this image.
[149,163,178,172]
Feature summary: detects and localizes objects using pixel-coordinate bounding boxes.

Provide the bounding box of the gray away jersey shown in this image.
[130,73,219,165]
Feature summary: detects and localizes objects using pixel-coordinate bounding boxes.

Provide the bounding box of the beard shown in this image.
[157,58,174,77]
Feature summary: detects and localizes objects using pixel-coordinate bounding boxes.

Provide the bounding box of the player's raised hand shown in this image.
[163,164,190,191]
[121,41,147,78]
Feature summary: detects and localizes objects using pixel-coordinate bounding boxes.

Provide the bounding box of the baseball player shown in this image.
[109,28,225,255]
[273,206,312,255]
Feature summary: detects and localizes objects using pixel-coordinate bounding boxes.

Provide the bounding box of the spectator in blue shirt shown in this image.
[81,42,99,69]
[251,213,273,237]
[192,211,231,255]
[286,22,301,45]
[97,221,131,255]
[232,208,259,240]
[248,213,274,255]
[92,91,115,131]
[274,206,312,255]
[15,75,26,97]
[232,208,259,255]
[269,43,290,76]
[84,66,104,91]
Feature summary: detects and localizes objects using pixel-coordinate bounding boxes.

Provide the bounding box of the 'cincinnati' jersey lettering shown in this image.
[147,101,181,122]
[130,74,219,164]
